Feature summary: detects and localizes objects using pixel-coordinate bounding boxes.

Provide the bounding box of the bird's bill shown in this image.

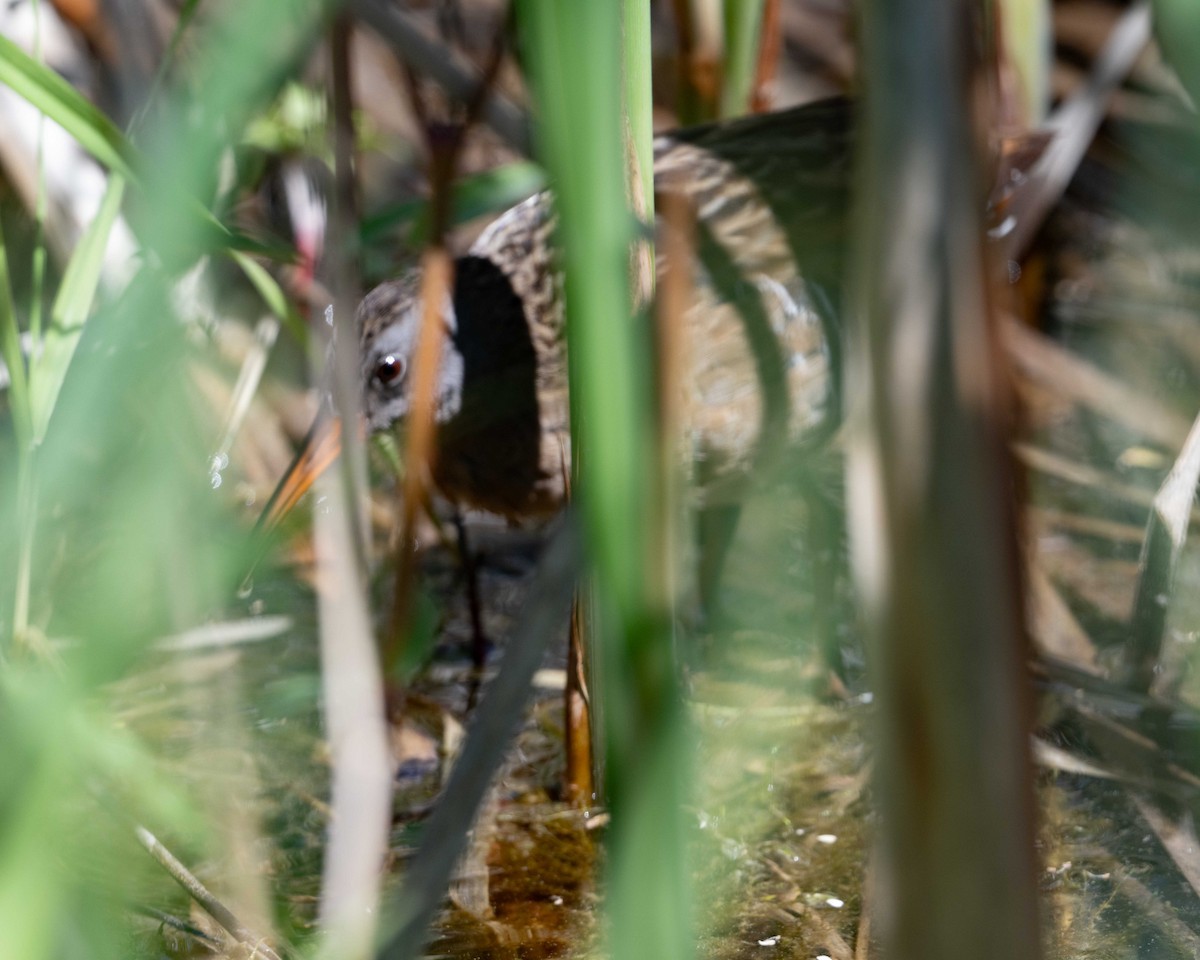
[257,416,344,534]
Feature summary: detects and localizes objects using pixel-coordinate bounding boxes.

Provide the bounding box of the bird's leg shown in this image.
[696,499,744,627]
[798,472,849,692]
[452,509,489,688]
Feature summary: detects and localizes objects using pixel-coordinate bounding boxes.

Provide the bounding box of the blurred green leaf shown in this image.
[391,586,439,684]
[0,33,295,274]
[0,755,66,959]
[29,176,126,445]
[1,3,329,959]
[0,671,199,960]
[0,34,137,182]
[221,229,298,260]
[75,702,203,841]
[517,0,644,627]
[243,81,328,155]
[517,5,688,960]
[230,250,290,319]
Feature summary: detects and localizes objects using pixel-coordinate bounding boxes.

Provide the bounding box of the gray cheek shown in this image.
[363,387,406,433]
[437,349,465,420]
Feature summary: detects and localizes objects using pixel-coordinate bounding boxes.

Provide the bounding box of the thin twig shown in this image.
[328,12,371,562]
[385,13,509,664]
[376,518,581,959]
[853,857,874,960]
[560,446,594,805]
[210,315,280,483]
[670,0,722,122]
[135,826,283,960]
[1015,443,1200,522]
[453,510,488,703]
[350,0,532,156]
[384,247,453,664]
[133,905,221,947]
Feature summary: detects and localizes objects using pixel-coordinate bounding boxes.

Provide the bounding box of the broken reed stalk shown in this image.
[384,21,508,661]
[1000,1,1151,262]
[1122,410,1200,693]
[384,245,452,659]
[848,1,1043,958]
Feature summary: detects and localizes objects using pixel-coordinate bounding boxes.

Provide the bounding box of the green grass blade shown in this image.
[229,250,308,346]
[624,0,655,211]
[0,220,31,449]
[29,175,126,444]
[0,34,137,182]
[519,1,642,615]
[720,0,766,117]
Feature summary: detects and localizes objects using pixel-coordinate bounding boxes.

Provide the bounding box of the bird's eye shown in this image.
[374,354,406,387]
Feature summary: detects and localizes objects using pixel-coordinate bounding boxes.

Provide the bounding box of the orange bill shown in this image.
[256,416,344,535]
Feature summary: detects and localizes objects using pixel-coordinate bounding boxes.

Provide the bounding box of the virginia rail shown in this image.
[266,97,851,533]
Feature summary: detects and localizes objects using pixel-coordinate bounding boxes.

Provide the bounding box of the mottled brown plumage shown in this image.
[357,97,851,521]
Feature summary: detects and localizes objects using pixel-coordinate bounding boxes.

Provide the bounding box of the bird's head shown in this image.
[357,272,465,435]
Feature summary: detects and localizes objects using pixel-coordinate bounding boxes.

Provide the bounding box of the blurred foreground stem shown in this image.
[0,215,33,655]
[518,1,689,958]
[12,454,36,651]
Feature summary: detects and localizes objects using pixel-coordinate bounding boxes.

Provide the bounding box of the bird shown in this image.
[271,98,860,641]
[263,96,853,547]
